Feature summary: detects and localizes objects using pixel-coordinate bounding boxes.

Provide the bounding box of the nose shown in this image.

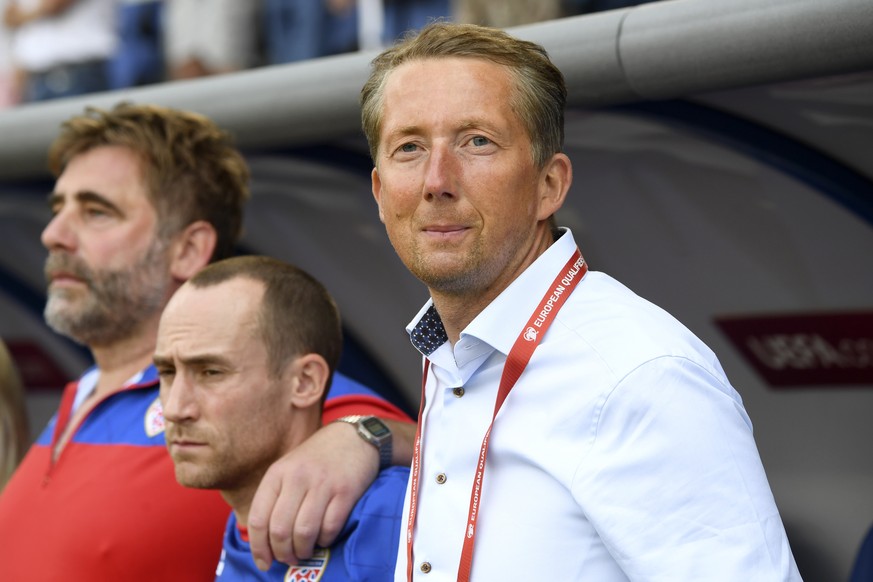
[160,374,198,424]
[423,143,457,201]
[41,208,76,252]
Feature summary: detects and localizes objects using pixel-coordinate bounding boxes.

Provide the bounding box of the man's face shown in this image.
[155,278,292,493]
[371,57,551,299]
[41,145,172,347]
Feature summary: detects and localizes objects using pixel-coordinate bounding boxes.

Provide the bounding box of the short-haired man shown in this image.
[362,22,801,580]
[156,255,409,580]
[0,103,411,581]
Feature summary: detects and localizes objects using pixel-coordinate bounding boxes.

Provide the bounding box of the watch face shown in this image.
[362,416,391,438]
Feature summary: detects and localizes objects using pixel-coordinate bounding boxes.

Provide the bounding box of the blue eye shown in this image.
[471,136,491,147]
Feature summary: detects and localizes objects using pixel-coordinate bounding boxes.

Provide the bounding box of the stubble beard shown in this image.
[44,240,171,347]
[168,425,284,493]
[403,232,521,300]
[394,231,483,297]
[172,449,259,491]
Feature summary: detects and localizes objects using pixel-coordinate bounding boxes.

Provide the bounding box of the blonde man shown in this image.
[362,21,801,581]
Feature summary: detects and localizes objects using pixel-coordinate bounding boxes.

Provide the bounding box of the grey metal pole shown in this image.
[0,0,869,179]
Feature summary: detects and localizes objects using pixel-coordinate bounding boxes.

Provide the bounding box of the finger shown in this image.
[316,493,358,548]
[248,468,292,570]
[267,483,307,566]
[291,486,333,561]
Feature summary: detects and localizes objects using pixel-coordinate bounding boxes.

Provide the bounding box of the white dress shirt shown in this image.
[396,228,801,581]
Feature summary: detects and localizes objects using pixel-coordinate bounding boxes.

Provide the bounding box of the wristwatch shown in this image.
[334,415,393,470]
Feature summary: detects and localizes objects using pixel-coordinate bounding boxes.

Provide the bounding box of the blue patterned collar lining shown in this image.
[410,304,449,356]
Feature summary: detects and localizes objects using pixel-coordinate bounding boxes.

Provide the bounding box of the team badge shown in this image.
[284,548,330,582]
[144,397,165,437]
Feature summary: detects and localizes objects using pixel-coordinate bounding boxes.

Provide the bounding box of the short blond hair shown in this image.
[360,21,566,168]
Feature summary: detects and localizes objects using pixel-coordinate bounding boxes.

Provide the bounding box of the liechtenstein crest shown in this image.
[144,396,165,437]
[284,548,330,582]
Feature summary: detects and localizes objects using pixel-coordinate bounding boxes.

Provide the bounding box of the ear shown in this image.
[168,220,217,282]
[284,353,329,410]
[536,153,572,222]
[371,167,386,223]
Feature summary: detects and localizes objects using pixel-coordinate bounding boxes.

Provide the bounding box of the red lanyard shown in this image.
[406,249,587,581]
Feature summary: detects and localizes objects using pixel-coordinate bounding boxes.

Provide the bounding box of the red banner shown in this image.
[715,311,873,388]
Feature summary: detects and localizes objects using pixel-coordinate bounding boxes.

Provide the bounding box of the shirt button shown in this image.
[420,561,432,573]
[435,473,447,484]
[452,387,465,398]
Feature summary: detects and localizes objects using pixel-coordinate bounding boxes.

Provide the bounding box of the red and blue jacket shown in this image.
[0,365,410,582]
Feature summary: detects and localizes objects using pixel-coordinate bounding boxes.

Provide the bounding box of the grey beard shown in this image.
[44,243,170,347]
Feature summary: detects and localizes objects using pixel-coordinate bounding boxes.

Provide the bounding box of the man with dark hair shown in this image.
[156,255,408,580]
[0,103,412,581]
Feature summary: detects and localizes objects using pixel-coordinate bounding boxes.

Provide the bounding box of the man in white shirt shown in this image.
[3,0,116,101]
[360,21,803,581]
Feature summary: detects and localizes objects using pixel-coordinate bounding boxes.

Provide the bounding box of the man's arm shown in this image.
[576,357,799,578]
[247,418,415,570]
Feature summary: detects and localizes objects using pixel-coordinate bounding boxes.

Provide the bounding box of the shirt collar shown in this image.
[409,303,449,356]
[406,228,581,357]
[72,363,159,414]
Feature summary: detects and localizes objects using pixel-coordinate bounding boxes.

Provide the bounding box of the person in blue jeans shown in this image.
[156,255,408,581]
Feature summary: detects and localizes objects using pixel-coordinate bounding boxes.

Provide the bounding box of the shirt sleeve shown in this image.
[572,356,800,581]
[340,466,411,580]
[322,371,413,423]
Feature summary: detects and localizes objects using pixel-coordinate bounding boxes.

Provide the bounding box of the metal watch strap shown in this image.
[334,415,393,470]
